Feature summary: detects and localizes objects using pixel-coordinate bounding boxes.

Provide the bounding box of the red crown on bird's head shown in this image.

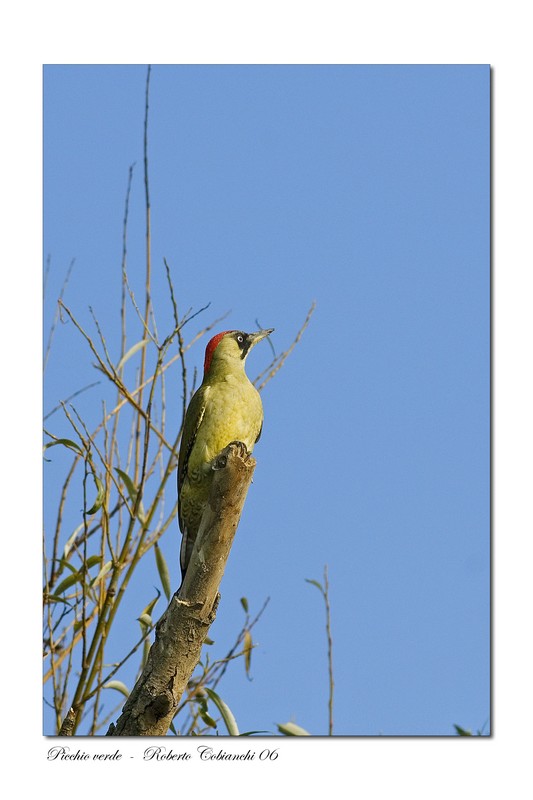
[203,331,234,375]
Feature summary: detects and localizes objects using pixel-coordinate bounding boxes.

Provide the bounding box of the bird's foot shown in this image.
[228,440,249,459]
[212,441,249,470]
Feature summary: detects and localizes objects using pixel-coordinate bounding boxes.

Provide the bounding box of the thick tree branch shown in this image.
[106,442,256,736]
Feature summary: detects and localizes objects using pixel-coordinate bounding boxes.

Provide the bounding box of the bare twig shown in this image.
[57,299,174,451]
[323,565,334,736]
[306,565,334,735]
[81,621,156,705]
[44,257,76,371]
[132,64,153,491]
[254,301,316,390]
[208,597,271,690]
[120,163,136,357]
[44,253,52,297]
[44,382,101,421]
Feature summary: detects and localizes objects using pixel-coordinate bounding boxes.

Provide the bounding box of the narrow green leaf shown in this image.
[138,613,152,629]
[62,524,84,560]
[199,708,217,729]
[243,629,253,678]
[140,591,160,619]
[142,638,150,669]
[277,721,311,736]
[115,468,146,522]
[90,560,112,586]
[205,688,239,736]
[87,474,105,515]
[104,680,130,698]
[46,594,73,605]
[44,438,83,455]
[115,467,137,502]
[305,578,324,594]
[154,543,171,601]
[86,554,102,569]
[240,596,249,613]
[116,339,149,372]
[454,724,473,736]
[54,572,82,595]
[57,558,80,576]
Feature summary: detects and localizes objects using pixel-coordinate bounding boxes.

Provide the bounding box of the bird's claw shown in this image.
[212,453,227,470]
[212,441,249,471]
[228,440,249,459]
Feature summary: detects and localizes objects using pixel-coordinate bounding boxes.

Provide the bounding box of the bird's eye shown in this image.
[237,334,244,344]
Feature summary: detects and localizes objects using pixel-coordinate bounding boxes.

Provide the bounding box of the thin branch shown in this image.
[306,565,335,735]
[48,456,79,587]
[208,597,270,690]
[44,253,52,297]
[58,300,117,382]
[255,317,277,359]
[44,257,76,371]
[122,271,158,346]
[163,258,180,330]
[57,299,174,451]
[254,301,316,390]
[121,163,136,358]
[67,403,135,524]
[323,565,334,736]
[89,306,120,374]
[134,64,153,486]
[81,621,156,704]
[44,382,101,421]
[159,286,214,442]
[43,606,99,684]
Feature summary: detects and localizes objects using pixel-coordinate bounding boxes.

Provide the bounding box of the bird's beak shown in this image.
[247,328,274,348]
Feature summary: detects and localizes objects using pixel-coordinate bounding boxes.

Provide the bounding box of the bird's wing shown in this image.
[177,383,209,495]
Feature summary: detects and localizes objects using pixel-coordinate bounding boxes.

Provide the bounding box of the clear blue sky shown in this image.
[43,64,490,736]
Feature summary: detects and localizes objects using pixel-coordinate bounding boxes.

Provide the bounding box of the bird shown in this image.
[177,328,274,581]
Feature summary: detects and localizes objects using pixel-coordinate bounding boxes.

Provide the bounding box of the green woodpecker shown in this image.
[177,328,274,580]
